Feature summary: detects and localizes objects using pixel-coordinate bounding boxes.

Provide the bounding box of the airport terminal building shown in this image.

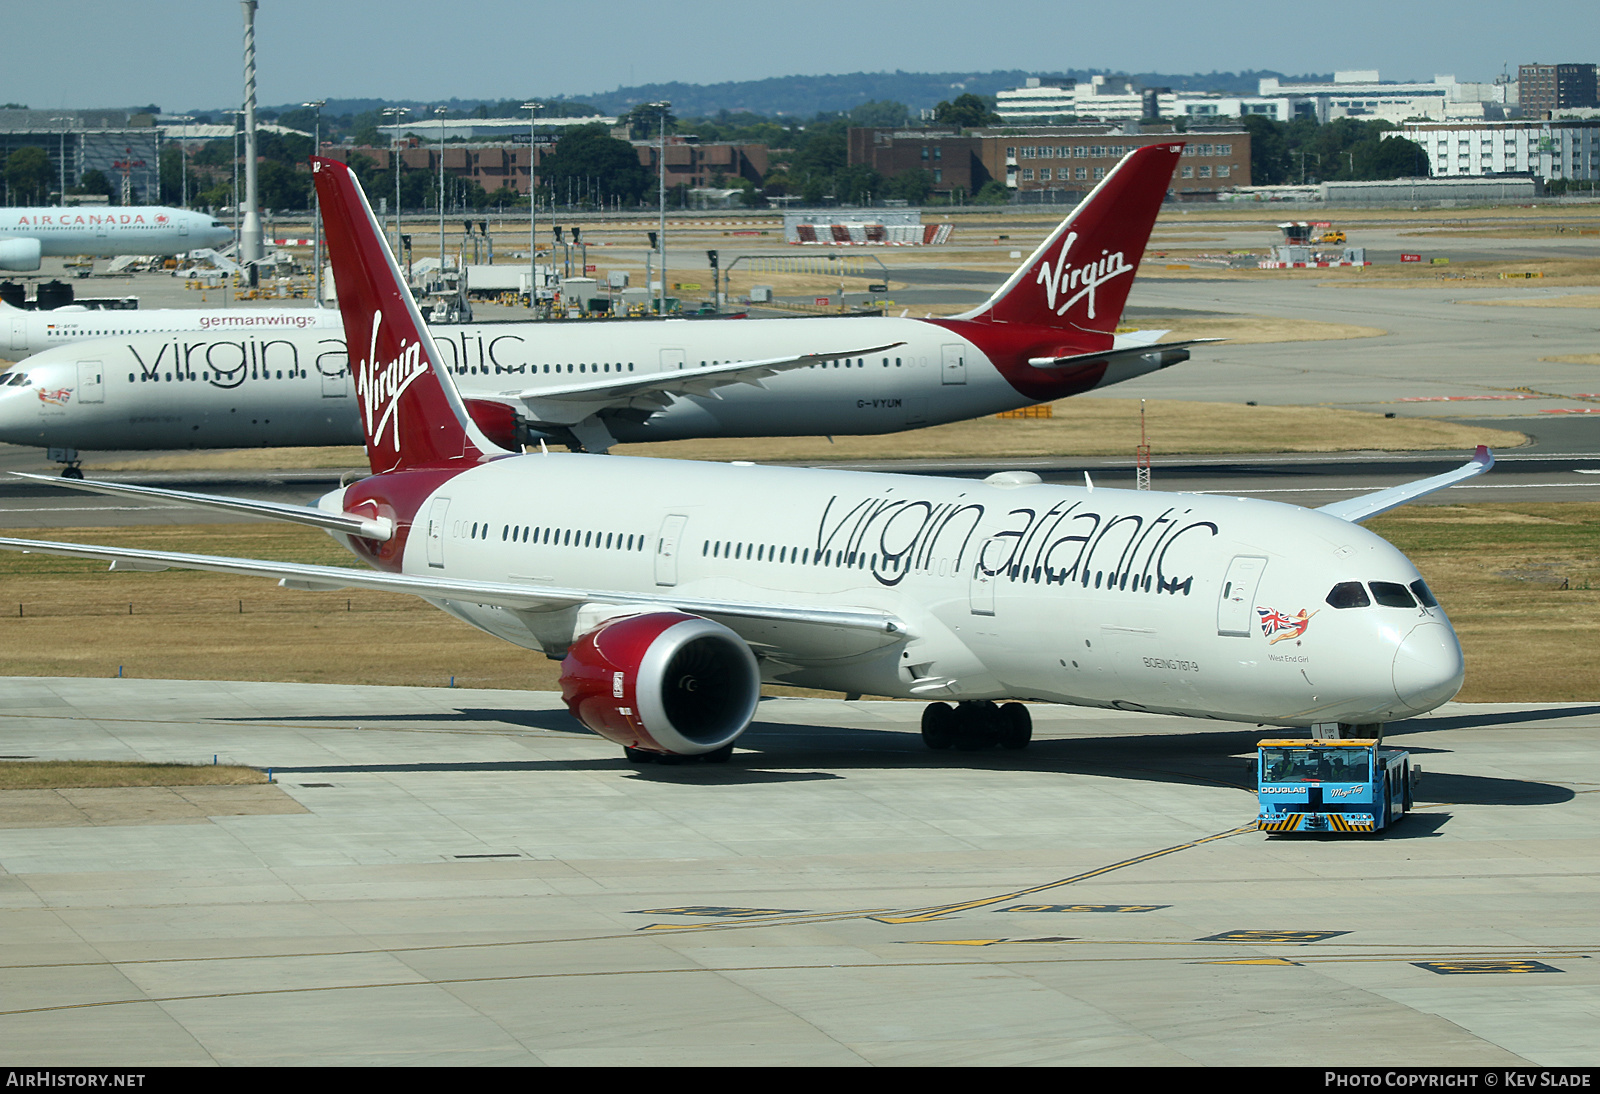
[0,108,161,204]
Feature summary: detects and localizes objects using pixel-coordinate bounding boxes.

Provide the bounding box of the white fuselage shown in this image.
[335,453,1463,728]
[0,305,341,359]
[0,207,234,267]
[0,316,1061,450]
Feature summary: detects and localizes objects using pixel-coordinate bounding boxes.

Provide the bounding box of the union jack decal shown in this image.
[1258,606,1315,644]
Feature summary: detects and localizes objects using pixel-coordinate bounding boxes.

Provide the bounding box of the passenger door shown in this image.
[76,361,104,404]
[1217,555,1267,637]
[941,343,966,385]
[425,497,450,568]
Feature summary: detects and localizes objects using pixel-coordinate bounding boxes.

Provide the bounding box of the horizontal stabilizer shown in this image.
[1027,337,1225,371]
[10,472,393,541]
[1316,446,1494,523]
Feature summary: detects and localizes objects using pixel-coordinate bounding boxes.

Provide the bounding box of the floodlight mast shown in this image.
[303,100,325,305]
[521,101,542,309]
[649,101,670,315]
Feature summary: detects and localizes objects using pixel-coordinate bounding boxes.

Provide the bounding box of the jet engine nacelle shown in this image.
[0,238,43,272]
[463,398,523,451]
[559,611,761,755]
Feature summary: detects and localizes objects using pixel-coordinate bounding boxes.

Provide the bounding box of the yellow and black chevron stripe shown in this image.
[1259,813,1375,833]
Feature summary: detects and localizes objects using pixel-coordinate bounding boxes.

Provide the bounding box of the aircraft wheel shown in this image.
[61,466,84,480]
[624,747,655,764]
[953,701,999,751]
[701,743,735,764]
[998,703,1033,750]
[921,702,955,750]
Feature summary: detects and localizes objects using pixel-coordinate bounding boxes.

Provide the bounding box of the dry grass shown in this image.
[1541,354,1600,366]
[609,399,1519,463]
[0,761,265,789]
[1367,503,1600,702]
[1469,294,1600,309]
[0,523,554,689]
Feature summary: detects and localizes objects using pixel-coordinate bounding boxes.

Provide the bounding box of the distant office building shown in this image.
[320,142,539,197]
[1258,71,1514,124]
[847,128,988,199]
[1518,63,1599,116]
[997,71,1511,127]
[851,123,1249,201]
[1394,119,1600,181]
[324,134,768,199]
[634,136,769,190]
[975,126,1249,198]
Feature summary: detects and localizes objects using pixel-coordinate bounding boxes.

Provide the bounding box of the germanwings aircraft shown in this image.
[0,299,341,359]
[0,145,1208,472]
[0,206,233,271]
[0,157,1490,765]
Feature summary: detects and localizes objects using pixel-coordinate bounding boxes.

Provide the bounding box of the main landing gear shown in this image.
[921,701,1032,752]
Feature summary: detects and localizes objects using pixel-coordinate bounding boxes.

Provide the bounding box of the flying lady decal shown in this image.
[1258,607,1316,644]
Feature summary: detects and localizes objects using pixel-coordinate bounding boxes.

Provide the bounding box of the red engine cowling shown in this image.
[559,612,761,755]
[463,398,522,451]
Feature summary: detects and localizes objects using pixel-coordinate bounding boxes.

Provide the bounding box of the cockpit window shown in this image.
[1326,581,1370,609]
[1,370,30,387]
[1409,579,1438,607]
[1370,581,1417,608]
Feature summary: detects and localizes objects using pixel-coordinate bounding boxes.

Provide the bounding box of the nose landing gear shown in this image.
[47,446,83,479]
[921,701,1032,752]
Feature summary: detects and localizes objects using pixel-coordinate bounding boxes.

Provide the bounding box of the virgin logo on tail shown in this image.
[1034,231,1133,321]
[356,310,431,453]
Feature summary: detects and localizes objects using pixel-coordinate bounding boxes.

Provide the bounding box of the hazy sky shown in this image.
[5,0,1595,113]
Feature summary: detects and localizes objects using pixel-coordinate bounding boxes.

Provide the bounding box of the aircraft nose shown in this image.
[1392,621,1465,713]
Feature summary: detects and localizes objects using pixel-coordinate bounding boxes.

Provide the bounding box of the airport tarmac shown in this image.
[0,677,1595,1066]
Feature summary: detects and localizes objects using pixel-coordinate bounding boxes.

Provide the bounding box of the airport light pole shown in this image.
[521,101,541,309]
[382,107,408,258]
[303,100,325,305]
[435,106,447,277]
[649,101,670,315]
[169,116,193,208]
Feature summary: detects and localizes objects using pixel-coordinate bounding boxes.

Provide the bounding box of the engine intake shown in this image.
[559,611,760,755]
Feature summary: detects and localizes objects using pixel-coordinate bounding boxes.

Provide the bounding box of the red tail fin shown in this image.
[964,143,1181,335]
[311,157,509,474]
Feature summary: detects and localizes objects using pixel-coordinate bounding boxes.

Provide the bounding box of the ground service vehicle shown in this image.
[1256,738,1417,833]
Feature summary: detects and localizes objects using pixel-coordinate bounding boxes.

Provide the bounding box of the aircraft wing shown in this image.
[497,342,906,427]
[1316,446,1494,523]
[0,535,909,640]
[8,473,394,540]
